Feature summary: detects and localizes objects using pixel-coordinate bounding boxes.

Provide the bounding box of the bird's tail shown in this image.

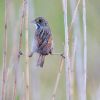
[37,54,45,67]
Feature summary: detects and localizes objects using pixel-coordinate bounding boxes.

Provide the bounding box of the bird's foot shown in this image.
[28,52,33,57]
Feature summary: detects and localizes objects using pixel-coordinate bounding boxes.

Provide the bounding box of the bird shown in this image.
[29,17,53,67]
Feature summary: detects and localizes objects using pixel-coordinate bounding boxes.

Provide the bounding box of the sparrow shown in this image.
[29,17,53,67]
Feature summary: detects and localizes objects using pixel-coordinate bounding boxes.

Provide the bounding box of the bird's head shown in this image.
[32,17,48,29]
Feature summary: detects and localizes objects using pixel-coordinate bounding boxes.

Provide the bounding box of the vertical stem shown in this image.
[70,39,77,100]
[24,0,30,100]
[19,0,25,53]
[62,0,71,100]
[83,0,87,99]
[69,0,81,99]
[2,0,7,99]
[13,69,17,100]
[69,0,85,99]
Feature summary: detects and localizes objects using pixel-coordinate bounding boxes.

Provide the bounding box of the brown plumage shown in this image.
[31,17,53,67]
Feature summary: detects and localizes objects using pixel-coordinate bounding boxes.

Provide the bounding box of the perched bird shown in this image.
[29,17,53,67]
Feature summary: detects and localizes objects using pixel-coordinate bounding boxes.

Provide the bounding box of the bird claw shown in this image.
[19,50,23,56]
[60,54,65,59]
[28,52,33,57]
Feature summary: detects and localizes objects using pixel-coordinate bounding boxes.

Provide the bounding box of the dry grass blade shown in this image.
[24,0,30,99]
[51,55,65,100]
[83,0,87,99]
[62,0,71,99]
[19,0,25,55]
[2,0,8,99]
[69,0,81,99]
[70,39,77,100]
[13,71,17,100]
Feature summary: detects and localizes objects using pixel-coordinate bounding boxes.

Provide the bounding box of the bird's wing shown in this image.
[35,27,53,55]
[35,27,51,47]
[39,28,52,49]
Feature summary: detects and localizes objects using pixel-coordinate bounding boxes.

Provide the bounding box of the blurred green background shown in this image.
[0,0,100,100]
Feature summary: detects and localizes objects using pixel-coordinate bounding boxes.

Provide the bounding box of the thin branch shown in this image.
[2,0,8,99]
[83,0,87,99]
[24,0,30,99]
[51,55,65,100]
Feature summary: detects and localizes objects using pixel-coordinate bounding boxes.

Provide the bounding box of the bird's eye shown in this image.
[38,19,42,23]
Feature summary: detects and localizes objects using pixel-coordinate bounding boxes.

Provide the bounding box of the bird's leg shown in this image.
[37,54,42,66]
[18,50,34,58]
